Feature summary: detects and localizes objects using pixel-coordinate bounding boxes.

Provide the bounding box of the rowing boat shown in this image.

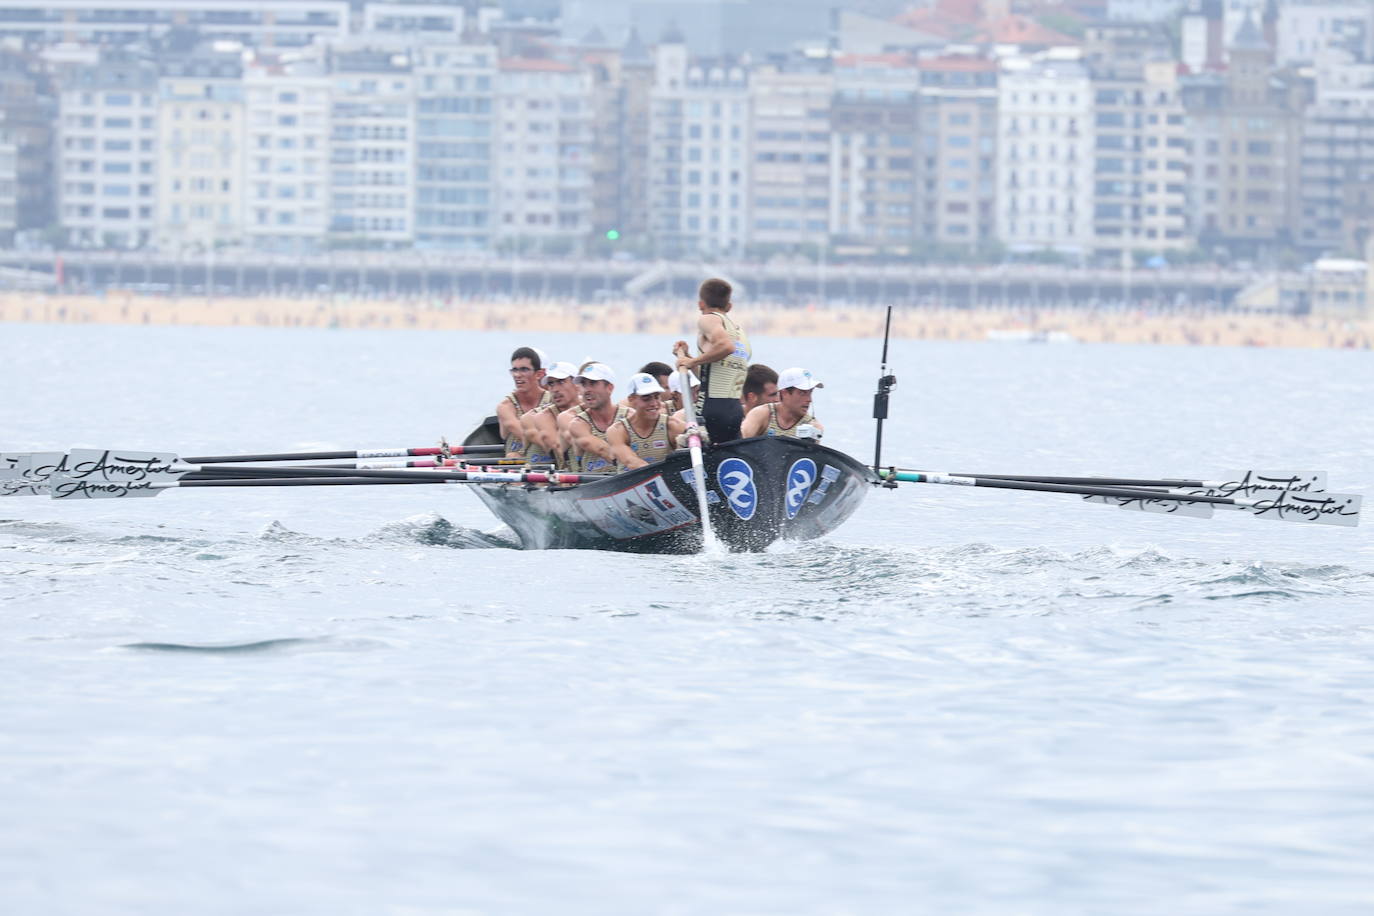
[462,418,876,553]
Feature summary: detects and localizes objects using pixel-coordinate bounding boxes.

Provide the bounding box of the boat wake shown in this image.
[367,512,518,549]
[706,541,1374,620]
[119,636,388,654]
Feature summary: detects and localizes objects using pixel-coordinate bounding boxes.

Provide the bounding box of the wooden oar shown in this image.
[181,445,504,463]
[879,470,1361,527]
[678,368,717,551]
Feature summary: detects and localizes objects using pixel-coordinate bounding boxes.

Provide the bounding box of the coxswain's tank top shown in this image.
[615,411,672,465]
[765,403,815,438]
[570,404,630,473]
[697,311,750,403]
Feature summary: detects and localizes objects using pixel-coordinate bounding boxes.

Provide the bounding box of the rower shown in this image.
[619,361,674,409]
[608,373,686,470]
[666,369,700,420]
[741,363,779,413]
[522,361,579,467]
[567,362,629,473]
[497,346,550,458]
[741,367,825,439]
[672,277,751,444]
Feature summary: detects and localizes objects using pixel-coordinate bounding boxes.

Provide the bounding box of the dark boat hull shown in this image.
[462,420,875,553]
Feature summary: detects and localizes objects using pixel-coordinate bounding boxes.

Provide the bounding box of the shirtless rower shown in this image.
[608,373,687,470]
[740,367,825,439]
[672,277,750,444]
[497,346,550,458]
[741,363,779,414]
[566,362,629,474]
[521,361,579,467]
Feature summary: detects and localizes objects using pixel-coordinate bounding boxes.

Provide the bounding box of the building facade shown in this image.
[156,54,245,251]
[997,52,1094,256]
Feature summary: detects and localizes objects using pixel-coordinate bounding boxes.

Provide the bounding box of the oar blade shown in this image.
[1214,471,1328,494]
[1236,492,1361,528]
[47,475,167,501]
[65,449,189,483]
[1082,495,1214,519]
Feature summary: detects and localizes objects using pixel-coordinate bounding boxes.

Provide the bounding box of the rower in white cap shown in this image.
[497,346,551,458]
[608,373,687,470]
[521,360,579,467]
[740,367,825,439]
[566,361,629,473]
[666,369,700,423]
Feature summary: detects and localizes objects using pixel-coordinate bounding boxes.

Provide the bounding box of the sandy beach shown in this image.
[2,292,1371,350]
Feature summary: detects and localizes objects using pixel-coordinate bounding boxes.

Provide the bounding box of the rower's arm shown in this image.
[740,405,769,438]
[667,415,688,449]
[496,399,522,457]
[568,417,616,465]
[521,409,549,456]
[607,423,645,470]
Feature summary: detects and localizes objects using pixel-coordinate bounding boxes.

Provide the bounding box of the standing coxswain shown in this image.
[497,346,551,458]
[567,362,629,473]
[741,367,825,439]
[608,373,686,470]
[672,277,750,444]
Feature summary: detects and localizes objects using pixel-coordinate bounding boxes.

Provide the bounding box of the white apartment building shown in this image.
[1278,2,1374,66]
[156,55,245,250]
[1106,0,1186,21]
[329,47,416,247]
[243,58,331,253]
[648,33,751,256]
[997,53,1094,256]
[495,56,593,250]
[57,52,158,249]
[747,67,833,250]
[0,1,348,47]
[413,42,498,250]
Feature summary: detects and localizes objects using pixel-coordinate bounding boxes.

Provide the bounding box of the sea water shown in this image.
[2,323,1373,914]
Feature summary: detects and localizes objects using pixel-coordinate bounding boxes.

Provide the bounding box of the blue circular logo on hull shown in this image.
[716,457,757,520]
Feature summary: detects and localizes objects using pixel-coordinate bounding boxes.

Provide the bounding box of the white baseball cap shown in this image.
[540,361,577,386]
[626,372,665,396]
[532,347,549,368]
[668,370,700,393]
[777,367,824,391]
[576,362,617,384]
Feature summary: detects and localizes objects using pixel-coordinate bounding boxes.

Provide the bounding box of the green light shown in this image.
[605,229,620,241]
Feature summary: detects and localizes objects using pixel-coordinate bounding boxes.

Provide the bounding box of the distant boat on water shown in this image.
[986,328,1079,344]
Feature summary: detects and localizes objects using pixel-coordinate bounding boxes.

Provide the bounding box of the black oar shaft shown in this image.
[184,446,502,464]
[947,473,1208,488]
[180,477,439,488]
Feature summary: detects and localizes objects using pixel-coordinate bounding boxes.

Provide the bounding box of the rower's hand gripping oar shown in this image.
[880,470,1361,527]
[678,369,718,551]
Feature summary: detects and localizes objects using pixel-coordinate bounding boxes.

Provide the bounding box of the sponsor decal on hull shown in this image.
[716,457,757,521]
[784,458,816,520]
[576,474,697,539]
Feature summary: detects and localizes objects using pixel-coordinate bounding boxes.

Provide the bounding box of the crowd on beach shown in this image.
[1,290,1371,350]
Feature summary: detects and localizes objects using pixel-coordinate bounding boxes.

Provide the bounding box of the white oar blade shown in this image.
[1082,495,1214,519]
[1212,471,1328,495]
[47,475,168,500]
[10,451,67,482]
[1,452,32,479]
[1,474,47,497]
[64,449,189,483]
[1236,492,1361,527]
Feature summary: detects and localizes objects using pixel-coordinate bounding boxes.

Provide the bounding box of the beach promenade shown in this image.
[2,292,1371,350]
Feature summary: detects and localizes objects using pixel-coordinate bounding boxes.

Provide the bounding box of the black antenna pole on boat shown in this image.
[872,305,898,487]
